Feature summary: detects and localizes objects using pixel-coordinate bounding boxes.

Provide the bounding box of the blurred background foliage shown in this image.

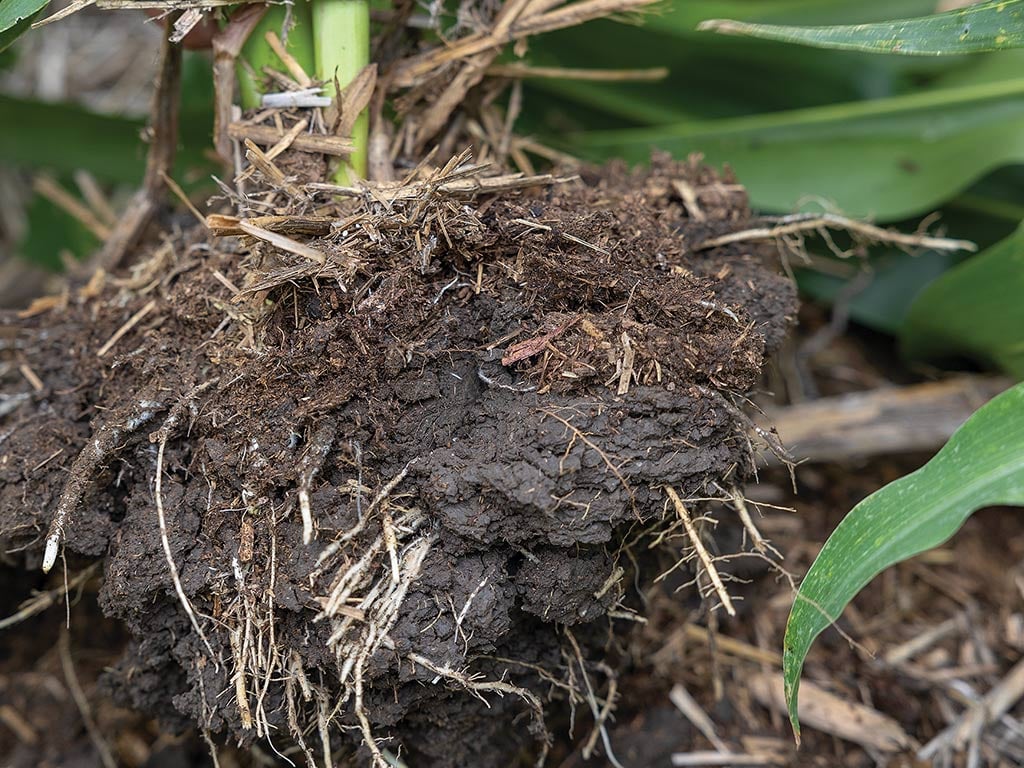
[1,0,1021,376]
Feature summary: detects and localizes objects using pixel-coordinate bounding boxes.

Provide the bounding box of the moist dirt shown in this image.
[1,154,795,766]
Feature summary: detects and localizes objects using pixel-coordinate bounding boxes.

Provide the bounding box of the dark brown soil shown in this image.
[1,154,795,766]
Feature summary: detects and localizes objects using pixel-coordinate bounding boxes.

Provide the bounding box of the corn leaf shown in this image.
[902,223,1024,377]
[0,95,146,182]
[574,77,1024,219]
[699,0,1024,56]
[0,91,214,184]
[783,381,1024,738]
[0,0,49,52]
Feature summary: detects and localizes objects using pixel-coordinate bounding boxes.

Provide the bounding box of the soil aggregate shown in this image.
[1,153,795,766]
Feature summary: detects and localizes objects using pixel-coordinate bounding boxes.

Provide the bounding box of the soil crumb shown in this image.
[1,153,795,766]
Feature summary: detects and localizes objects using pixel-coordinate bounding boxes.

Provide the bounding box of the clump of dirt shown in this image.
[1,152,795,766]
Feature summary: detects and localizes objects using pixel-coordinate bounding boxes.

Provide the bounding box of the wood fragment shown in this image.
[205,213,334,238]
[242,138,308,200]
[669,683,731,754]
[307,171,574,201]
[237,221,329,267]
[616,332,635,396]
[33,176,111,241]
[748,672,915,752]
[169,8,204,43]
[212,5,268,166]
[761,376,1012,465]
[97,300,157,357]
[18,363,44,392]
[503,318,576,365]
[237,118,309,182]
[264,30,313,87]
[96,24,182,271]
[0,705,37,745]
[228,123,354,157]
[335,65,378,138]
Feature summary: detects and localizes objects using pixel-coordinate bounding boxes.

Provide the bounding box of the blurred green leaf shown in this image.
[0,91,214,185]
[0,0,48,52]
[796,254,958,336]
[902,222,1024,376]
[19,186,98,270]
[574,77,1024,219]
[649,0,940,33]
[527,3,959,128]
[0,94,147,182]
[699,0,1024,56]
[783,381,1024,738]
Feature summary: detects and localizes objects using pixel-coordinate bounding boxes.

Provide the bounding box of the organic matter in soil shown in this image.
[0,153,795,767]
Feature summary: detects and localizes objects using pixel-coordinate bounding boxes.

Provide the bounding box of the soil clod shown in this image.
[2,153,795,765]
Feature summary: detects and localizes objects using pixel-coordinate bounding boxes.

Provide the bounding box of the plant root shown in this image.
[149,379,220,660]
[43,398,167,573]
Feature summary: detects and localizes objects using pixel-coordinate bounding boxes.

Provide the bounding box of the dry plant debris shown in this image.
[1,0,807,765]
[2,145,796,765]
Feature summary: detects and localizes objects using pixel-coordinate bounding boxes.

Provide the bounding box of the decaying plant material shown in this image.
[2,1,805,766]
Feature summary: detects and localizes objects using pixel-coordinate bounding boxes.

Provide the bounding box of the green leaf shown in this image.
[574,76,1024,219]
[0,0,49,52]
[0,90,214,184]
[0,95,146,183]
[902,222,1024,377]
[19,186,98,270]
[699,0,1024,56]
[238,3,314,109]
[648,1,943,38]
[796,252,959,335]
[783,381,1024,738]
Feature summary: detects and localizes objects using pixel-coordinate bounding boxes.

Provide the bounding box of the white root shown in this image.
[149,382,220,661]
[155,432,218,660]
[297,424,336,545]
[42,400,164,573]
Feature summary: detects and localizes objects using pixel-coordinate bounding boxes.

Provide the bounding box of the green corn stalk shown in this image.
[314,0,370,181]
[237,4,316,110]
[239,0,370,181]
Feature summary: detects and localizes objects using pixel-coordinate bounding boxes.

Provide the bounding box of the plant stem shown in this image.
[238,3,315,110]
[313,0,370,180]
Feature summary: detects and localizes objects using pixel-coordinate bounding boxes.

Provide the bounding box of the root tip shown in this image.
[42,539,59,573]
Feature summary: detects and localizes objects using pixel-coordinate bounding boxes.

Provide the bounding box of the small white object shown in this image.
[42,539,59,573]
[261,87,333,109]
